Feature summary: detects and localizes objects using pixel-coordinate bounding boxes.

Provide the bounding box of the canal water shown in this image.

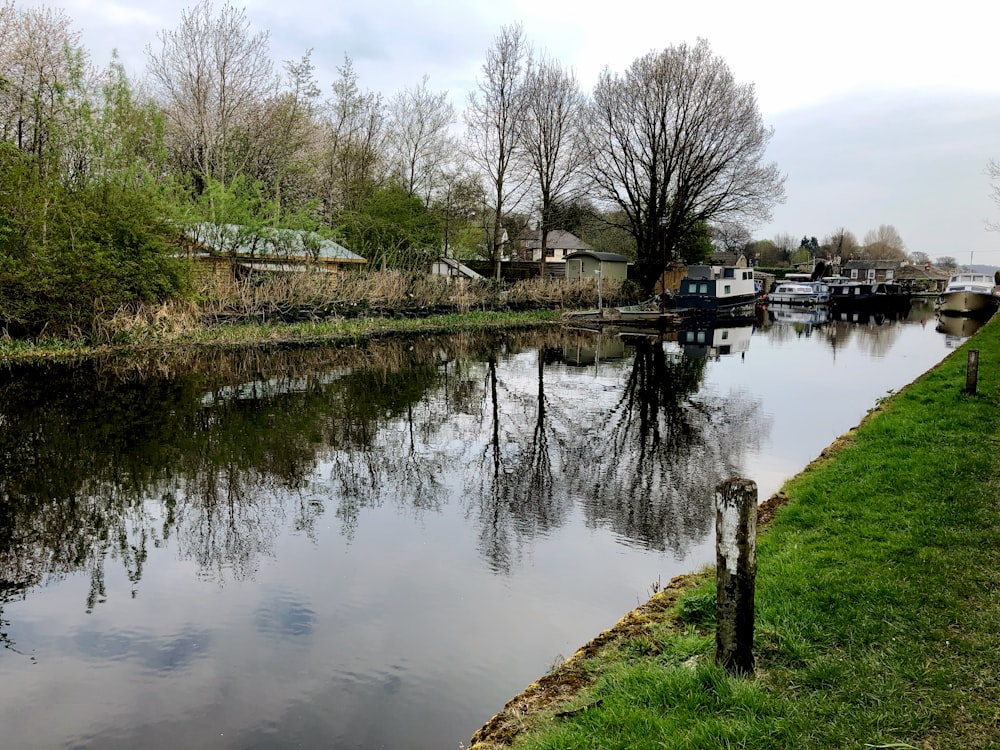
[0,300,966,749]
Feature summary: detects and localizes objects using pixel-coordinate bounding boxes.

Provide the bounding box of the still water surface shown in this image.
[0,301,966,749]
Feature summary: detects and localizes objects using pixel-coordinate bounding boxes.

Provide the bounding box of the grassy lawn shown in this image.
[472,317,1000,749]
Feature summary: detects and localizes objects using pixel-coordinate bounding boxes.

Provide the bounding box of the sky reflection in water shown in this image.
[0,303,958,748]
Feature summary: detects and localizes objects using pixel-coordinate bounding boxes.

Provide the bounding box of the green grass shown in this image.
[0,309,563,362]
[480,320,1000,749]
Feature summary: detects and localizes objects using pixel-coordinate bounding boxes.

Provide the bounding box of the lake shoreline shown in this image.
[469,316,1000,748]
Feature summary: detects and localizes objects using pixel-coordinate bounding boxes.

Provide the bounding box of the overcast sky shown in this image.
[18,0,1000,264]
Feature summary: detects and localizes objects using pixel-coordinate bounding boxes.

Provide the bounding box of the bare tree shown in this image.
[519,53,587,275]
[464,22,530,278]
[146,0,276,194]
[772,232,798,260]
[244,50,323,220]
[434,163,485,258]
[711,223,752,254]
[0,2,90,164]
[823,227,859,262]
[386,75,455,204]
[862,224,906,260]
[586,39,785,293]
[318,55,387,224]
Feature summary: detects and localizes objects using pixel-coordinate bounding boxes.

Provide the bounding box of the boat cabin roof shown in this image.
[948,273,992,284]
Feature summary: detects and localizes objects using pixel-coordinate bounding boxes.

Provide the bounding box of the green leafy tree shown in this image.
[676,221,713,264]
[339,183,441,270]
[0,144,188,336]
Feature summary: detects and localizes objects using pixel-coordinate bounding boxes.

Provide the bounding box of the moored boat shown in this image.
[675,265,760,314]
[767,282,823,305]
[827,280,911,313]
[937,273,999,317]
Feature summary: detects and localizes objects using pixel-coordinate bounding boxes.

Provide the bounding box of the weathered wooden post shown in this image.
[715,478,757,676]
[965,349,979,395]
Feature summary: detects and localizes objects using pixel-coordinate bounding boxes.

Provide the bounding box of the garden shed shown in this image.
[564,251,629,282]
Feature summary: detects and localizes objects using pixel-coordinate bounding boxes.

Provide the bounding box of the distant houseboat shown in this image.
[827,281,911,313]
[767,282,823,305]
[675,265,760,313]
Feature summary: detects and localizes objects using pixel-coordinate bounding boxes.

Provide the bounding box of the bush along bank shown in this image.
[470,318,1000,749]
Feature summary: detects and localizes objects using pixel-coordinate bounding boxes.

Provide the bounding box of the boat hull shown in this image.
[675,292,758,313]
[937,290,999,317]
[767,292,820,305]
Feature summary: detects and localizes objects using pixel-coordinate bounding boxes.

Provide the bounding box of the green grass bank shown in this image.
[470,318,1000,749]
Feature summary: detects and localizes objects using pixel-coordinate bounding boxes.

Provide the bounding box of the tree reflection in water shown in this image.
[0,328,767,609]
[567,336,766,553]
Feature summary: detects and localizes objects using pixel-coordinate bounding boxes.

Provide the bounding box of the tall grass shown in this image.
[1,270,630,356]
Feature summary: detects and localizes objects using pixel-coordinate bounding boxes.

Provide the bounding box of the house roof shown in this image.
[842,258,904,270]
[565,250,629,263]
[185,223,367,263]
[895,264,952,281]
[520,230,592,251]
[709,251,747,266]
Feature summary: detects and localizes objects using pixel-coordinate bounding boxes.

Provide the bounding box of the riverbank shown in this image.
[0,309,564,363]
[470,317,1000,748]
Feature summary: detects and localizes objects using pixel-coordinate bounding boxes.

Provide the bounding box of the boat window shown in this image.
[699,283,708,294]
[724,284,731,294]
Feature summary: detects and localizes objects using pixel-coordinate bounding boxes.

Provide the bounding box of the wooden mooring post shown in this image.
[715,478,758,676]
[965,349,980,395]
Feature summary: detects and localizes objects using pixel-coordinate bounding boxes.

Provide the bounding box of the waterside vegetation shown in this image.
[469,318,1000,749]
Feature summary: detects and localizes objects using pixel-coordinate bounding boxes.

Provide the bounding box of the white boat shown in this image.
[937,273,999,317]
[675,265,759,314]
[767,282,823,305]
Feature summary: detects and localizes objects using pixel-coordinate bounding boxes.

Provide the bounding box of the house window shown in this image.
[545,248,554,257]
[867,269,876,280]
[885,269,894,280]
[850,269,858,279]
